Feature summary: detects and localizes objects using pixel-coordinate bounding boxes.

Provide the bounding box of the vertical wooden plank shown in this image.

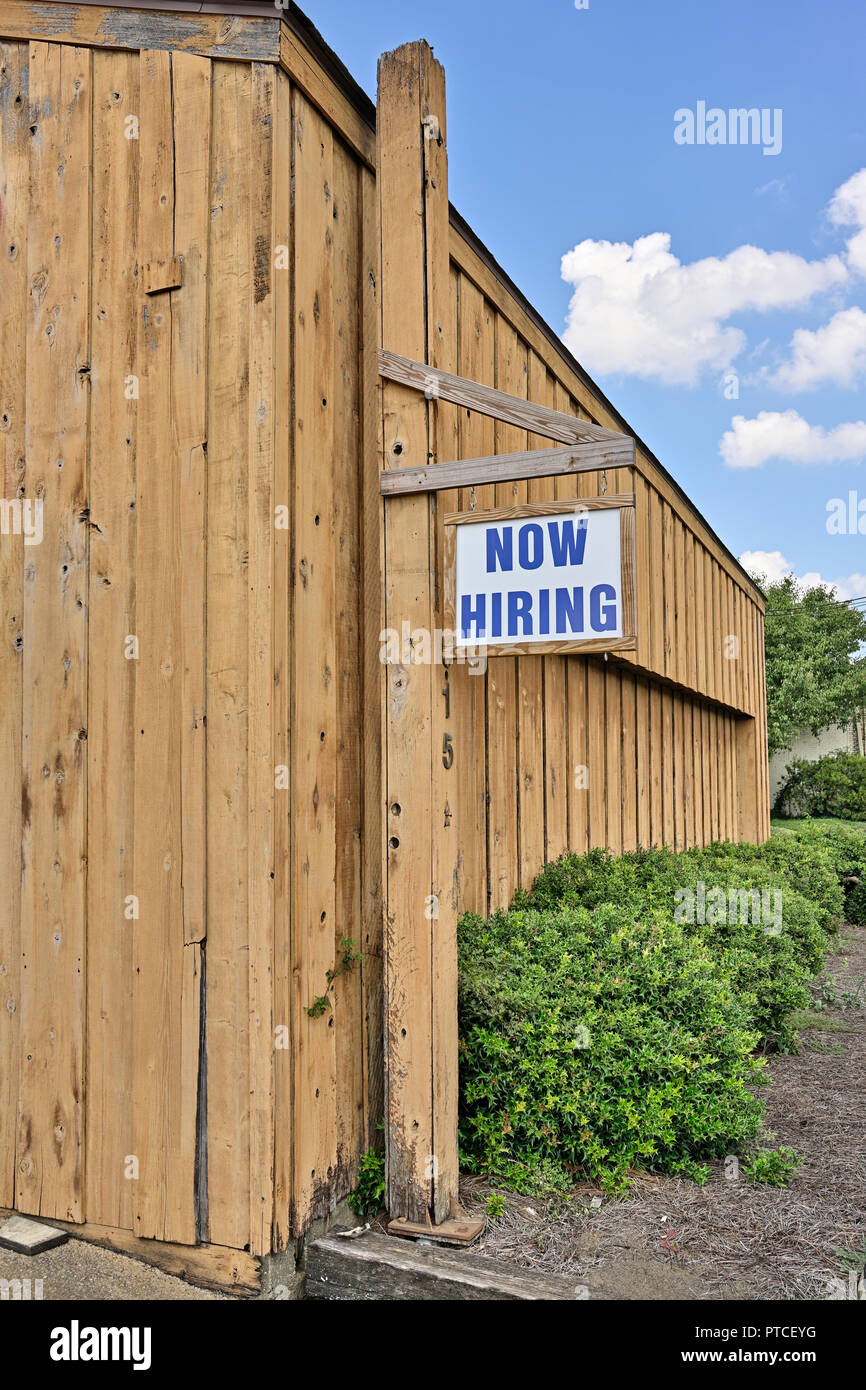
[620,671,637,853]
[271,63,293,1252]
[379,44,434,1222]
[635,678,650,848]
[674,518,687,689]
[516,350,548,885]
[605,666,622,854]
[661,688,674,847]
[672,691,685,851]
[661,503,674,682]
[701,705,713,845]
[649,683,663,847]
[649,488,664,681]
[692,698,704,847]
[378,42,458,1224]
[527,357,566,866]
[633,472,652,672]
[85,46,139,1232]
[682,697,695,848]
[694,542,707,698]
[705,551,716,703]
[737,717,759,843]
[331,137,364,1207]
[0,38,28,1212]
[684,529,697,696]
[566,659,589,856]
[205,58,252,1250]
[455,274,493,911]
[132,46,207,1246]
[291,87,338,1233]
[421,49,460,1227]
[492,318,527,902]
[18,41,90,1225]
[247,61,277,1256]
[586,662,607,848]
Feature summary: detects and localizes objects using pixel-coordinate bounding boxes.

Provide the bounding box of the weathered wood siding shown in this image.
[0,4,769,1253]
[0,34,376,1252]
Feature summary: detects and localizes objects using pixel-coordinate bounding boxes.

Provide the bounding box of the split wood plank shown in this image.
[0,38,28,1212]
[378,42,437,1224]
[18,40,91,1225]
[424,61,461,1224]
[132,47,206,1246]
[247,60,277,1257]
[378,41,461,1225]
[290,87,338,1234]
[331,136,365,1208]
[358,161,386,1158]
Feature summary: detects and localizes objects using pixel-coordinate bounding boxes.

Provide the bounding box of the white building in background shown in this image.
[770,711,866,807]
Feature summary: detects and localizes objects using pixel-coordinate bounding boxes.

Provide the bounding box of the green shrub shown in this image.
[458,902,766,1195]
[775,751,866,820]
[774,820,866,924]
[458,825,856,1196]
[743,1144,801,1187]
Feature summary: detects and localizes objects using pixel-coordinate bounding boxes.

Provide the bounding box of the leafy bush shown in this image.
[775,751,866,820]
[348,1149,386,1218]
[458,827,854,1196]
[459,901,767,1195]
[743,1144,801,1187]
[773,819,866,924]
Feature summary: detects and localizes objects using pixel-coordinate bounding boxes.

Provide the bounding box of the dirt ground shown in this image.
[456,925,866,1301]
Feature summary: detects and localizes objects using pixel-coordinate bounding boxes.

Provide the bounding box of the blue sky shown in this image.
[309,0,866,597]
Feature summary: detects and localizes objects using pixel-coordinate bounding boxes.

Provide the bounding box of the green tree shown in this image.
[749,573,866,756]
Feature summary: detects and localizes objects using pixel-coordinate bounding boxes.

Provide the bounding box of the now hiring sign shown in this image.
[454,506,623,648]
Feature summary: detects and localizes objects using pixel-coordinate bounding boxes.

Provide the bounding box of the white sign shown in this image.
[454,506,624,649]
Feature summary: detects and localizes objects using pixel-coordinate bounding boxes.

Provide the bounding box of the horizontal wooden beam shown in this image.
[444,493,634,526]
[0,1,281,61]
[0,1206,260,1296]
[380,440,635,496]
[379,349,624,445]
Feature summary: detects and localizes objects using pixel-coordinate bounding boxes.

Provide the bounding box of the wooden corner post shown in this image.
[377,41,463,1230]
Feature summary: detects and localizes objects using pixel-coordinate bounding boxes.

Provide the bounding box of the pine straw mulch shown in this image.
[457,926,866,1301]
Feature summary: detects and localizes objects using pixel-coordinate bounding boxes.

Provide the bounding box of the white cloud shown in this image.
[720,410,866,469]
[765,306,866,391]
[739,550,866,600]
[560,233,846,385]
[828,168,866,276]
[739,549,794,583]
